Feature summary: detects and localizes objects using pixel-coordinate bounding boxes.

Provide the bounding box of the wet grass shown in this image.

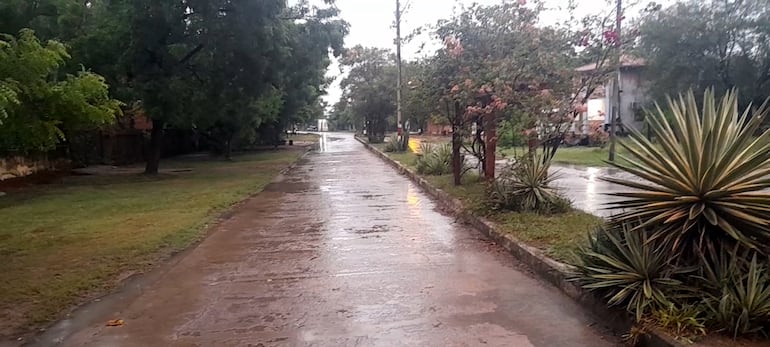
[286,133,321,143]
[387,151,418,168]
[498,146,632,167]
[425,174,601,262]
[372,143,420,168]
[491,212,603,262]
[0,149,303,338]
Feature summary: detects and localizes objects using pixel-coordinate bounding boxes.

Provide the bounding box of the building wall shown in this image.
[604,68,648,132]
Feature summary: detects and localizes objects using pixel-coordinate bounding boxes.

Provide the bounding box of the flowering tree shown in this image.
[432,1,581,180]
[340,0,625,184]
[436,0,629,179]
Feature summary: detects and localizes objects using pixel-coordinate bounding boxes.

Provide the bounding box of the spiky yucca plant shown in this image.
[574,220,689,321]
[489,155,569,214]
[383,135,400,152]
[416,143,452,175]
[605,90,770,254]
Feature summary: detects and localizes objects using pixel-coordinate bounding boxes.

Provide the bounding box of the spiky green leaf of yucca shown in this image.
[604,90,770,253]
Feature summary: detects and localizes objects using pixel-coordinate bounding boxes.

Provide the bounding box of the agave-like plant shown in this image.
[489,154,569,214]
[573,220,690,321]
[702,253,770,338]
[604,90,770,254]
[383,134,400,152]
[416,143,452,175]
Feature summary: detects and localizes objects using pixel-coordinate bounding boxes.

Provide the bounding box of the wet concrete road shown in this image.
[55,133,618,347]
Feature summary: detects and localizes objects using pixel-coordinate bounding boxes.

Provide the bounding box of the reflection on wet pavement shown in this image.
[57,132,618,347]
[550,164,639,218]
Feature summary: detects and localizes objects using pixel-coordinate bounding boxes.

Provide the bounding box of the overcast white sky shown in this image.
[317,0,672,108]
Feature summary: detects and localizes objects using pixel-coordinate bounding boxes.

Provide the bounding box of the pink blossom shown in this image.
[443,36,464,58]
[603,30,620,46]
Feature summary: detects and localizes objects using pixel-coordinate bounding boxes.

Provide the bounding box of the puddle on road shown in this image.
[351,225,391,234]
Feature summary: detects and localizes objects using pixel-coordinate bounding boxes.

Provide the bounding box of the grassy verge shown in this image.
[375,134,627,168]
[0,149,303,337]
[380,148,602,262]
[498,146,632,167]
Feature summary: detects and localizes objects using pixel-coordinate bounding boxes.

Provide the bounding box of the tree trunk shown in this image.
[145,119,164,175]
[451,101,463,186]
[224,136,233,160]
[527,131,538,158]
[475,118,486,177]
[484,113,497,180]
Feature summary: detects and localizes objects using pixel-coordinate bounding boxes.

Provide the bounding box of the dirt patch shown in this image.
[0,171,69,192]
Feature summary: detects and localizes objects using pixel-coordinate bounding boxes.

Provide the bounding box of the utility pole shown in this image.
[395,0,404,147]
[608,0,622,162]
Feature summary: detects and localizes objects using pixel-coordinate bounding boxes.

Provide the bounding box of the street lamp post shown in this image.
[395,0,403,144]
[608,0,622,162]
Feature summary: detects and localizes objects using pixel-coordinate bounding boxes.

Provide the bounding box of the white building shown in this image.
[575,57,648,134]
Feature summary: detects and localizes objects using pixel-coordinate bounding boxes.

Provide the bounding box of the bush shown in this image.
[604,90,770,256]
[498,119,526,147]
[573,220,690,321]
[646,303,707,343]
[575,90,770,341]
[383,134,400,152]
[576,220,770,339]
[587,122,608,147]
[699,249,770,338]
[488,155,570,214]
[415,143,452,175]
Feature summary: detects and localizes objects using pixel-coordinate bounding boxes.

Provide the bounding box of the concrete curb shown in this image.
[355,136,683,347]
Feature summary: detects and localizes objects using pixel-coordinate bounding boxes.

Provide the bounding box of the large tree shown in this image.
[636,0,770,108]
[339,46,397,143]
[0,29,120,154]
[1,0,347,172]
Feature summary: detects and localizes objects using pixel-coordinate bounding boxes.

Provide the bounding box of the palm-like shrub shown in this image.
[416,143,452,175]
[383,134,400,152]
[574,220,691,320]
[698,248,770,337]
[604,90,770,254]
[489,155,570,214]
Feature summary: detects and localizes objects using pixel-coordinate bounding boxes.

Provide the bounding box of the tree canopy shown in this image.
[0,0,348,172]
[0,29,120,153]
[337,0,618,180]
[636,0,770,108]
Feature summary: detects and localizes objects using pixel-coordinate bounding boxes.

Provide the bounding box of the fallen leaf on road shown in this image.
[106,319,124,327]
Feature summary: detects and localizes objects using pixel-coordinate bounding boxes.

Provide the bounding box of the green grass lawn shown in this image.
[424,173,601,262]
[499,145,632,167]
[287,133,321,143]
[0,149,303,337]
[374,134,632,168]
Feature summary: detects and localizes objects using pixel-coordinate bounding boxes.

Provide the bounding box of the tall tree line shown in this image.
[0,0,348,173]
[636,0,770,109]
